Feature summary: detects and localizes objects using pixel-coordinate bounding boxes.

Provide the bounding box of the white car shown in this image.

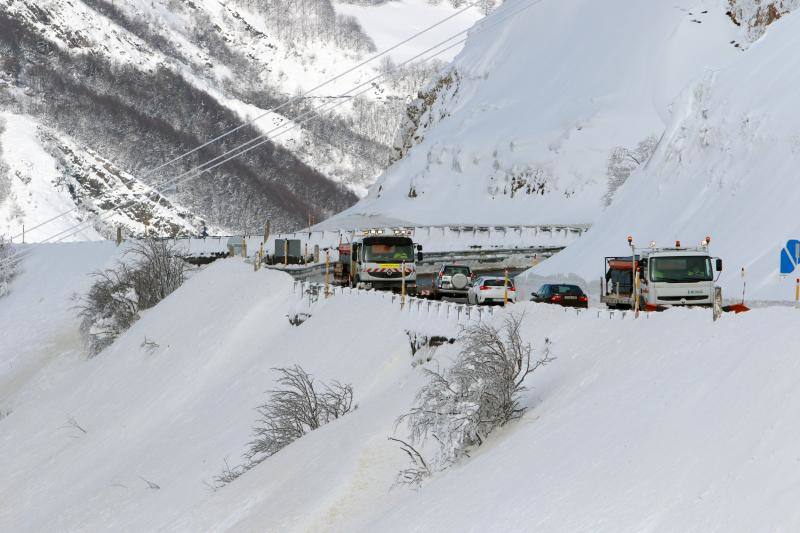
[467,276,516,305]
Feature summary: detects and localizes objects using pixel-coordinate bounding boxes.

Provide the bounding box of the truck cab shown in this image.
[639,249,720,307]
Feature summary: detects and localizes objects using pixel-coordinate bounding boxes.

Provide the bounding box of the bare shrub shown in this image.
[395,314,553,483]
[126,239,189,311]
[78,239,189,356]
[213,366,355,488]
[246,366,355,464]
[0,235,17,297]
[212,458,249,487]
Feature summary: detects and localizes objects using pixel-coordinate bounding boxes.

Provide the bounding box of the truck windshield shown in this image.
[650,256,713,283]
[364,239,413,262]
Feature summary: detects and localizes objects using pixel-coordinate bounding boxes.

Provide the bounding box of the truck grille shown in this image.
[658,295,708,302]
[367,271,404,279]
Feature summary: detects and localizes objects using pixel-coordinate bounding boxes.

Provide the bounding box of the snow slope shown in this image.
[0,241,121,408]
[530,8,800,301]
[3,245,800,531]
[329,0,744,228]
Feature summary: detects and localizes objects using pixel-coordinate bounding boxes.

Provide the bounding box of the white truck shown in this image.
[339,229,423,294]
[601,239,722,310]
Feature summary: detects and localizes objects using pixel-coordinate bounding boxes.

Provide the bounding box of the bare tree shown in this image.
[0,235,17,298]
[213,366,355,488]
[77,238,190,356]
[395,314,553,483]
[246,366,355,464]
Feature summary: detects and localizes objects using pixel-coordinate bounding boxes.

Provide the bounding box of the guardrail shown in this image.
[166,223,590,260]
[292,280,499,324]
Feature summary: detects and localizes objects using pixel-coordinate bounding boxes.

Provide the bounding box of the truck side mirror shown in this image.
[417,252,423,262]
[417,244,423,251]
[716,258,723,271]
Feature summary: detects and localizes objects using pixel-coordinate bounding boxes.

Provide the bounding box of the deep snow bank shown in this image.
[3,252,800,531]
[0,241,121,407]
[326,0,742,228]
[530,9,800,301]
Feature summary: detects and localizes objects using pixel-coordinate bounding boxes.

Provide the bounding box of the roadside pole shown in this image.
[401,261,406,309]
[504,268,509,306]
[796,241,800,307]
[325,250,330,298]
[284,239,288,267]
[629,236,639,318]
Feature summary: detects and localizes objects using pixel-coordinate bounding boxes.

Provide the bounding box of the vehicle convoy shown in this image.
[467,276,516,305]
[333,229,422,294]
[601,238,722,310]
[431,264,474,300]
[532,284,589,308]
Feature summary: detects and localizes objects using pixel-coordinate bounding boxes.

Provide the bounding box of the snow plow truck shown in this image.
[333,229,423,294]
[601,237,722,311]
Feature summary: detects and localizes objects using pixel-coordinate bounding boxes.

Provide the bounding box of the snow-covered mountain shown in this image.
[0,0,483,240]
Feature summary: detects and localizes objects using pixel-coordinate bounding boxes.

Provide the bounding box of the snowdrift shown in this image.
[531,9,800,301]
[0,241,121,407]
[3,249,800,531]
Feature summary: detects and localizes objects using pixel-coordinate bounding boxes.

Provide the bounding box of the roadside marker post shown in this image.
[504,268,509,306]
[324,250,330,298]
[401,261,406,309]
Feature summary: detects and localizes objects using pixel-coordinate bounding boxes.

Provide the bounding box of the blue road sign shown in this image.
[780,239,800,275]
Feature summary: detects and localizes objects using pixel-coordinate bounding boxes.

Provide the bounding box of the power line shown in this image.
[8,0,486,241]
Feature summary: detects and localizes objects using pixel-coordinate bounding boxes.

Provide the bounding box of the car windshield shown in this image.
[443,266,470,276]
[363,238,414,262]
[650,256,713,283]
